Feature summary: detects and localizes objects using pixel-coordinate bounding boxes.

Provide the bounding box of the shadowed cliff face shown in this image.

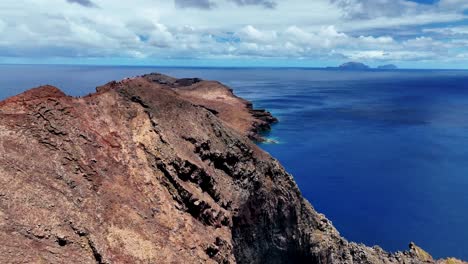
[0,73,464,263]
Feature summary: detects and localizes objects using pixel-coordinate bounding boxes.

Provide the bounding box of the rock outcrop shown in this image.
[139,73,277,142]
[0,73,464,263]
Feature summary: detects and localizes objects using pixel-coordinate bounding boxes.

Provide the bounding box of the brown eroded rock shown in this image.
[0,74,465,264]
[140,73,278,142]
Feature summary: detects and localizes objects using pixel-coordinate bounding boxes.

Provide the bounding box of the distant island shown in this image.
[328,62,398,70]
[338,62,371,70]
[377,64,398,69]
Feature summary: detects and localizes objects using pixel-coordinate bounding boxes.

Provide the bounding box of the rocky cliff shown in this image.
[0,73,464,263]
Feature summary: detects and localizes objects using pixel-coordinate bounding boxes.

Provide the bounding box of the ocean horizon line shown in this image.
[1,63,467,71]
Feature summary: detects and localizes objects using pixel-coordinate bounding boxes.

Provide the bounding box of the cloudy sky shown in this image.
[1,0,467,68]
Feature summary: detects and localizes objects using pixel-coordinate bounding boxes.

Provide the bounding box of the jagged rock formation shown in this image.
[0,73,464,263]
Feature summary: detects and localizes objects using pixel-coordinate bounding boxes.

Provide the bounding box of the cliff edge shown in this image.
[0,73,464,263]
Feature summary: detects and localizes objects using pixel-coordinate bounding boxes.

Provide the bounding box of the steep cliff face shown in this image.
[0,74,463,263]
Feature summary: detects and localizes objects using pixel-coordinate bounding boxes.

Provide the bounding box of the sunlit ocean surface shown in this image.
[1,65,468,259]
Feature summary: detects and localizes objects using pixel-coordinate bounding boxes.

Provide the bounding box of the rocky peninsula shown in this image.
[0,73,464,263]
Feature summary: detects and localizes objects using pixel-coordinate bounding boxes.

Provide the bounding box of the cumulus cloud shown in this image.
[1,0,467,65]
[346,50,387,60]
[358,36,394,45]
[236,25,277,43]
[282,26,348,48]
[66,0,97,8]
[147,24,175,48]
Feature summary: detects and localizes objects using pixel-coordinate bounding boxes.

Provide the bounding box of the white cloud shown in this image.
[358,36,394,45]
[343,50,437,61]
[283,25,348,49]
[332,0,422,20]
[0,0,466,65]
[236,25,277,43]
[330,0,466,32]
[345,50,387,60]
[148,24,175,48]
[0,19,5,32]
[338,12,465,32]
[404,37,434,48]
[424,26,468,36]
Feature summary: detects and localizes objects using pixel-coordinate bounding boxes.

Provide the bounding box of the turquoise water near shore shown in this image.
[1,65,467,259]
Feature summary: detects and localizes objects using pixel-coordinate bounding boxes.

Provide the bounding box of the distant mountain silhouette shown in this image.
[377,64,398,69]
[337,62,370,70]
[327,62,399,70]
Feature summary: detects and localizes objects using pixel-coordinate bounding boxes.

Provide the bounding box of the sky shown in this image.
[0,0,468,68]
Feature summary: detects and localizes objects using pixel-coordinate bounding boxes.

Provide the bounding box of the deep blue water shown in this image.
[1,65,468,260]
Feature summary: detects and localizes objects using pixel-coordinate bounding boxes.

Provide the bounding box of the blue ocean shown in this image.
[1,65,467,260]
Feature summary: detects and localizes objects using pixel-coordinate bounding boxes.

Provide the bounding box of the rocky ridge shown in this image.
[0,73,464,263]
